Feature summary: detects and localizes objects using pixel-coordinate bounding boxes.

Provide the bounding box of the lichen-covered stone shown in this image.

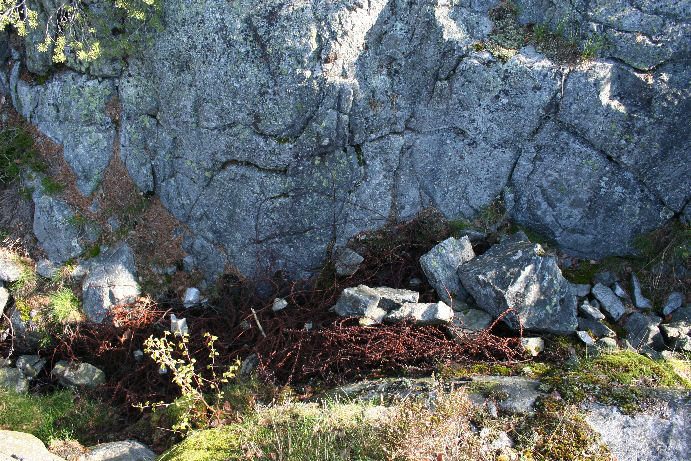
[384,301,453,325]
[0,367,28,394]
[458,233,577,334]
[592,283,626,321]
[420,236,475,306]
[52,361,105,390]
[0,430,65,460]
[76,440,155,461]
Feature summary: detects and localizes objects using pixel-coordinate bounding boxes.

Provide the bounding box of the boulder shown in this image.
[76,440,155,461]
[52,361,105,390]
[82,243,140,323]
[623,313,665,351]
[0,430,65,460]
[334,247,364,277]
[32,190,84,265]
[0,367,28,394]
[457,232,577,334]
[592,283,626,321]
[0,250,24,283]
[384,301,453,325]
[420,236,475,306]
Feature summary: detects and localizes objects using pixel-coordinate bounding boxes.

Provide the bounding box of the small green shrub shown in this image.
[41,176,64,195]
[46,288,81,323]
[0,128,44,185]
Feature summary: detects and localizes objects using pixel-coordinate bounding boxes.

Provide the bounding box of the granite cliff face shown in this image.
[3,0,690,279]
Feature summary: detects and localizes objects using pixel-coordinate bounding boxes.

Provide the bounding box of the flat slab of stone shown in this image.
[420,236,475,305]
[663,292,683,316]
[592,283,626,321]
[579,299,605,320]
[624,313,664,351]
[331,285,419,324]
[457,232,577,334]
[334,247,364,276]
[577,317,616,339]
[585,391,691,461]
[76,440,155,461]
[0,430,65,460]
[469,376,545,414]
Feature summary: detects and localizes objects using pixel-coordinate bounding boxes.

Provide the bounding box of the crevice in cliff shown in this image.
[219,159,288,176]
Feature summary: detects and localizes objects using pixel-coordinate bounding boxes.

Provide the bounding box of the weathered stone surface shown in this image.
[451,308,493,332]
[170,314,188,337]
[11,69,117,195]
[420,236,475,306]
[370,286,419,310]
[663,292,683,316]
[596,337,618,352]
[0,430,65,460]
[577,317,616,339]
[576,330,596,346]
[82,244,140,323]
[0,367,28,394]
[570,283,591,298]
[585,391,691,461]
[471,376,545,414]
[0,250,24,283]
[384,301,453,325]
[457,233,577,334]
[8,0,690,282]
[76,440,156,461]
[183,287,201,307]
[631,274,653,310]
[579,299,605,320]
[334,247,364,276]
[331,285,418,323]
[660,321,691,345]
[623,313,665,351]
[52,361,105,390]
[16,355,46,379]
[670,307,691,323]
[32,188,83,265]
[592,283,626,321]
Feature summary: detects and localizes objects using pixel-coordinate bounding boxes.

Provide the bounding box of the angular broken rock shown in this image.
[272,297,288,312]
[32,191,84,265]
[577,317,616,339]
[384,301,453,325]
[662,292,683,316]
[579,299,605,320]
[577,331,596,346]
[76,440,156,461]
[0,367,28,394]
[570,283,591,298]
[334,247,364,276]
[457,232,577,334]
[592,283,626,321]
[52,361,105,390]
[420,236,475,306]
[451,308,493,332]
[171,314,188,337]
[183,287,201,307]
[631,273,653,310]
[623,313,664,351]
[330,285,418,324]
[82,243,140,323]
[16,355,46,379]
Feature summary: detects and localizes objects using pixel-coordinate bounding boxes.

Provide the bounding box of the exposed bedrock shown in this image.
[4,0,690,279]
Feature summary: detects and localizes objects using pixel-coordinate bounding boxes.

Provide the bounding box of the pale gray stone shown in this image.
[334,247,364,276]
[32,190,83,265]
[592,283,626,321]
[272,298,288,312]
[451,308,493,332]
[52,361,105,390]
[384,301,453,325]
[663,292,683,316]
[0,430,65,460]
[458,234,577,334]
[520,337,545,357]
[170,314,188,337]
[370,287,419,310]
[0,287,8,318]
[183,287,201,307]
[571,283,591,298]
[470,376,545,414]
[420,236,475,305]
[82,243,140,323]
[613,283,629,299]
[577,330,596,346]
[596,337,618,352]
[579,299,605,320]
[631,274,653,310]
[77,440,155,461]
[330,285,382,319]
[0,251,24,283]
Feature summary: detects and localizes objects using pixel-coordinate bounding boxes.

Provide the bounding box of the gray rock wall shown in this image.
[4,0,690,279]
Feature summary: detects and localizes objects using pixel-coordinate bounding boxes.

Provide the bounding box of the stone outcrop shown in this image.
[0,0,688,280]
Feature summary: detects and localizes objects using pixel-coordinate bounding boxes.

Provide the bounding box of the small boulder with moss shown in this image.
[52,361,105,390]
